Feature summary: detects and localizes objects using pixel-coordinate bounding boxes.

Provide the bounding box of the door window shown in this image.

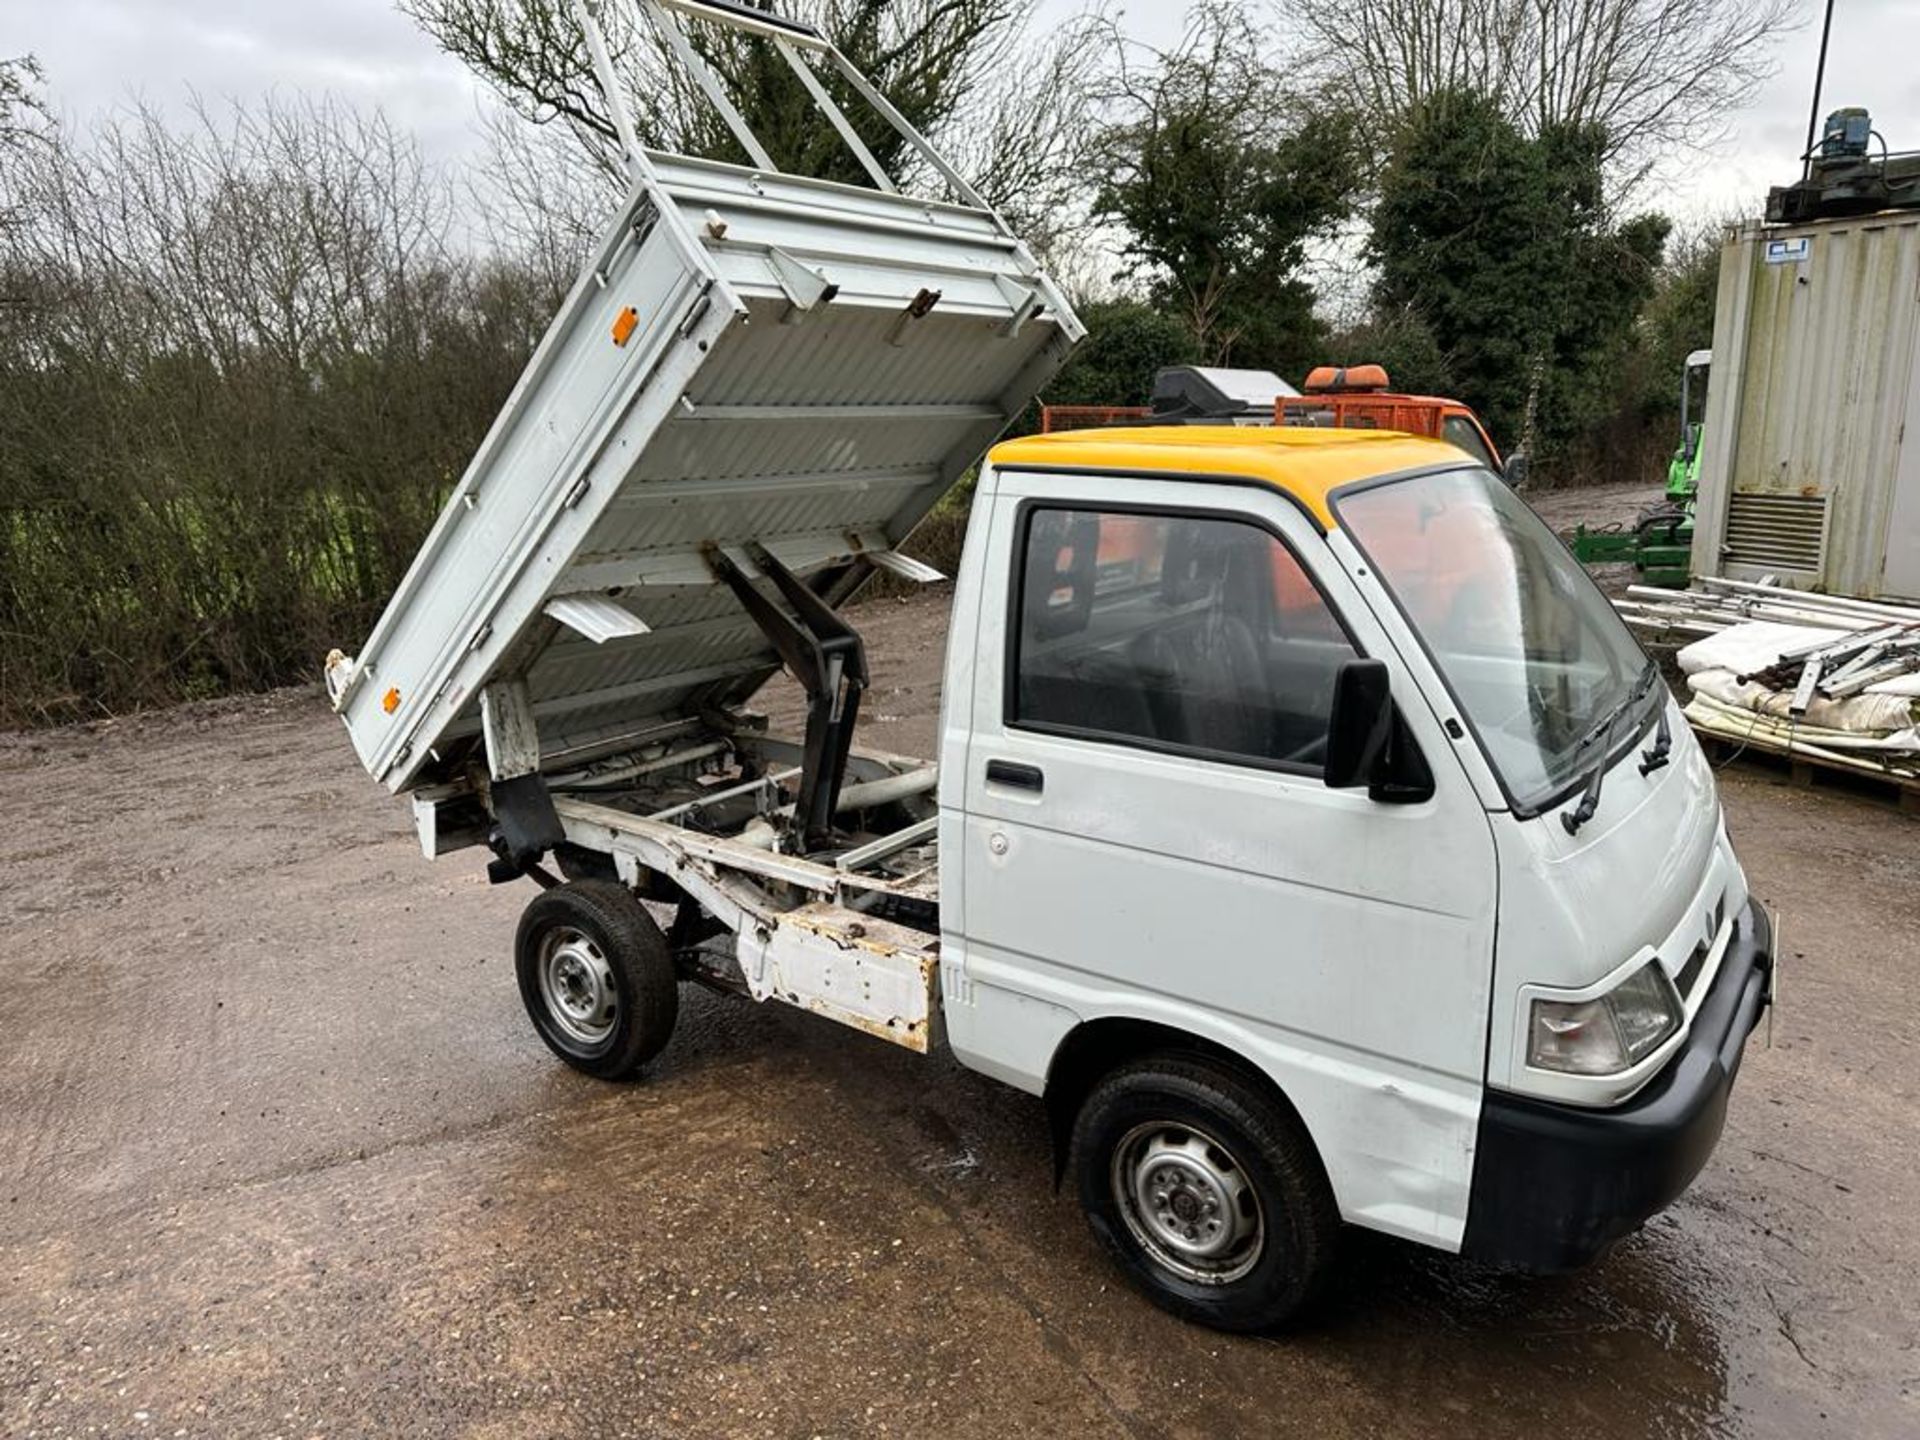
[1012,507,1358,772]
[1441,415,1497,469]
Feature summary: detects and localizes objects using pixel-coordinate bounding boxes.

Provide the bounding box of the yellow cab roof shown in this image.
[988,425,1465,529]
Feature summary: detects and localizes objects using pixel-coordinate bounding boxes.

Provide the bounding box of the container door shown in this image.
[947,469,1499,1249]
[1883,348,1920,599]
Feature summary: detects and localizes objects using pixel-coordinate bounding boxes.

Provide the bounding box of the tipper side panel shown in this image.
[334,184,730,789]
[338,158,1077,792]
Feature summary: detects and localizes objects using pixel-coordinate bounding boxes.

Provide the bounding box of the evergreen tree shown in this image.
[1089,3,1361,373]
[1370,90,1667,462]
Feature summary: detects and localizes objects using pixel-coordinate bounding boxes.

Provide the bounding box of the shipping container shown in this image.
[1691,212,1920,600]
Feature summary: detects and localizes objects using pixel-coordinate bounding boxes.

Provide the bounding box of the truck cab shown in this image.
[936,425,1772,1326]
[333,0,1771,1337]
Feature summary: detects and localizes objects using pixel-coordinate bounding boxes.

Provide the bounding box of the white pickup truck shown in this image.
[329,0,1775,1330]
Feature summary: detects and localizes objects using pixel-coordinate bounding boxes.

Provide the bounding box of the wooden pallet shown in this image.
[1695,730,1920,815]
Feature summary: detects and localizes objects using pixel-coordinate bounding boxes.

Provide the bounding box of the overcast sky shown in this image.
[7,0,1918,225]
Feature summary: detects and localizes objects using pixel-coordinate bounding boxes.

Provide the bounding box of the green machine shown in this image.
[1665,348,1712,502]
[1572,348,1709,586]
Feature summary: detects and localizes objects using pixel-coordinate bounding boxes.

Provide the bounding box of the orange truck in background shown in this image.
[1277,366,1506,474]
[1039,365,1510,478]
[1039,404,1153,432]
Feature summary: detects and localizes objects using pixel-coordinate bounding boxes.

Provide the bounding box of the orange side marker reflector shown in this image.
[383,687,402,714]
[611,307,639,347]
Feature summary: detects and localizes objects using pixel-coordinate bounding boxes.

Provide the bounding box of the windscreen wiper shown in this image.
[1640,698,1673,776]
[1562,661,1662,837]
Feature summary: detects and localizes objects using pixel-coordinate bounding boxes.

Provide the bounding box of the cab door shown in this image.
[947,468,1499,1249]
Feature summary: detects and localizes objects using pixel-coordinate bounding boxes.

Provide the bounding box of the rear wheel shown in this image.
[1070,1056,1338,1331]
[515,881,678,1080]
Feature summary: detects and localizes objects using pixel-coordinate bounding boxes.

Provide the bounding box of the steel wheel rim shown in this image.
[1111,1121,1265,1285]
[538,927,619,1047]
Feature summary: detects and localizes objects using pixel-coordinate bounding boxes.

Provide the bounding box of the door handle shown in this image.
[986,759,1044,793]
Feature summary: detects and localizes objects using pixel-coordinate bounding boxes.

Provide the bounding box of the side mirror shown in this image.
[1503,452,1531,489]
[1325,659,1394,790]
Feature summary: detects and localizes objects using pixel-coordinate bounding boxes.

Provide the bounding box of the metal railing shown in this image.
[570,0,991,211]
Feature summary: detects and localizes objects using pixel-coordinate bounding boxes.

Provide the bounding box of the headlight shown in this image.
[1528,962,1682,1076]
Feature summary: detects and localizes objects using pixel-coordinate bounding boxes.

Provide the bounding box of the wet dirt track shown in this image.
[3,587,1918,1439]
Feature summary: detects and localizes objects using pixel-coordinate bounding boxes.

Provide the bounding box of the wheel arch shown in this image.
[1041,1016,1332,1199]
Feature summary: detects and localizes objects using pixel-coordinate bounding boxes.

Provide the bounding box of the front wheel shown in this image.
[515,881,678,1081]
[1070,1056,1339,1331]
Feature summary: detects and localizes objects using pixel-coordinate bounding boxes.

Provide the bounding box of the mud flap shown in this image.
[490,773,566,877]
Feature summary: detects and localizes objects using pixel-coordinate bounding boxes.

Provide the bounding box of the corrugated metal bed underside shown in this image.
[433,298,1059,760]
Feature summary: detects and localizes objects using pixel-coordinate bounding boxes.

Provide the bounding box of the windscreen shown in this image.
[1335,467,1651,813]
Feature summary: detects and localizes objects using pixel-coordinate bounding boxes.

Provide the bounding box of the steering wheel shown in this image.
[1478,680,1571,744]
[1523,678,1589,748]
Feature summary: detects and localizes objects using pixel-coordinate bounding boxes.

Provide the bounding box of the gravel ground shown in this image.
[2,576,1917,1439]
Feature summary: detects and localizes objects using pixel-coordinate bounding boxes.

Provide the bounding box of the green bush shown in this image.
[0,101,556,723]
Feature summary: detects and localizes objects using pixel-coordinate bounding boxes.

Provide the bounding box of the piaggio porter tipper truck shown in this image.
[329,0,1777,1330]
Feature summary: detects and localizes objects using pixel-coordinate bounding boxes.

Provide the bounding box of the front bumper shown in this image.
[1460,900,1774,1272]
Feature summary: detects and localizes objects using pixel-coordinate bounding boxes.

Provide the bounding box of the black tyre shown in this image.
[1070,1055,1339,1331]
[515,881,678,1080]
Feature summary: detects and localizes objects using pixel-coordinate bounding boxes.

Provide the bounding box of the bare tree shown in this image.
[398,0,630,177]
[1,54,49,147]
[1274,0,1799,192]
[4,95,454,374]
[0,94,557,719]
[473,102,609,305]
[932,12,1103,260]
[1,55,53,232]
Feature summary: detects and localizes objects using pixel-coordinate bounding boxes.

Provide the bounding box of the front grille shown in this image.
[1675,942,1710,1000]
[1725,492,1829,573]
[1674,893,1729,1000]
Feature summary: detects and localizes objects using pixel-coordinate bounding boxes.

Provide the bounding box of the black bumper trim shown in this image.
[1460,899,1773,1272]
